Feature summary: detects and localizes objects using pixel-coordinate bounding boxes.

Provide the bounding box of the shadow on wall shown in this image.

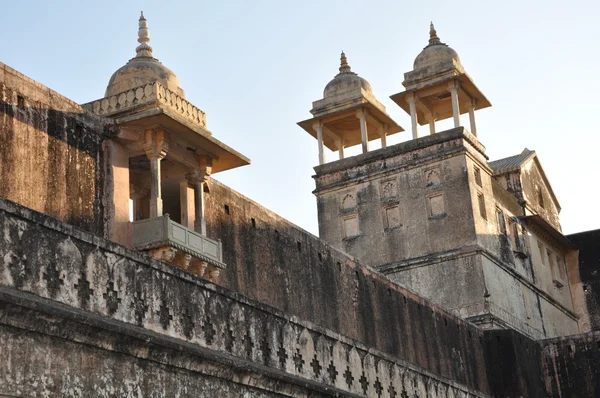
[204,179,491,393]
[0,90,113,236]
[568,229,600,331]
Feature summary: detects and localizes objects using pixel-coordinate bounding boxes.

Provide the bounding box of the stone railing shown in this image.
[132,214,225,281]
[82,82,207,127]
[0,198,487,398]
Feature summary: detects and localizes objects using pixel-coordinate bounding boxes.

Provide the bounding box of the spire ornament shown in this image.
[427,22,444,47]
[135,11,154,58]
[337,51,357,76]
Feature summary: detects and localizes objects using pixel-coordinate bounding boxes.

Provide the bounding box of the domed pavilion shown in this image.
[298,52,403,165]
[83,12,250,282]
[390,23,491,139]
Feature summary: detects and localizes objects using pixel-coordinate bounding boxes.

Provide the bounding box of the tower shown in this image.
[304,25,585,339]
[84,13,250,282]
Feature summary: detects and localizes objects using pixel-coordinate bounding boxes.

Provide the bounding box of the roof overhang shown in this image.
[298,100,404,151]
[390,74,491,125]
[520,215,577,250]
[114,106,250,173]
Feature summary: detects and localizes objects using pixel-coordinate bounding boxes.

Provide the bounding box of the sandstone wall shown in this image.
[0,197,487,397]
[0,62,111,236]
[203,179,491,393]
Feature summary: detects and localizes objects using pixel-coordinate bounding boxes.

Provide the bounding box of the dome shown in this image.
[105,12,185,98]
[106,58,184,98]
[323,52,372,98]
[413,23,462,70]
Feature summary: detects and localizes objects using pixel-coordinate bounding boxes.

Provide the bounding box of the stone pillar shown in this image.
[407,93,418,139]
[378,125,388,149]
[105,139,132,247]
[187,156,212,236]
[355,109,369,153]
[467,100,477,137]
[147,155,163,217]
[313,122,325,165]
[449,81,461,128]
[337,140,345,160]
[143,130,168,219]
[179,180,195,228]
[427,114,436,135]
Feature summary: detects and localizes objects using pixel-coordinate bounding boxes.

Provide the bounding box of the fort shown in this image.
[0,13,599,397]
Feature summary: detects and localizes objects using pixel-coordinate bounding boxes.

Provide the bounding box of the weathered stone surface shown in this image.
[203,178,490,393]
[312,127,581,340]
[0,197,487,397]
[540,331,600,397]
[0,62,112,237]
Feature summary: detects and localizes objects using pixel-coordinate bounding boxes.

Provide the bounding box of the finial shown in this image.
[338,51,356,75]
[135,11,154,58]
[428,21,441,46]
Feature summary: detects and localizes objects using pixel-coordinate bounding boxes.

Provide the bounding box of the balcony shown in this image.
[132,214,225,281]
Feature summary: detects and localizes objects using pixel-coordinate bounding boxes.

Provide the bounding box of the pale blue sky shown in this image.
[1,1,599,235]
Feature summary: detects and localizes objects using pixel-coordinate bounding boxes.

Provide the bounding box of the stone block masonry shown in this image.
[0,197,487,397]
[204,179,491,392]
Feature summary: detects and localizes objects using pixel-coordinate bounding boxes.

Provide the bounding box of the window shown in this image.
[474,166,482,187]
[508,220,522,252]
[383,205,401,229]
[549,250,566,288]
[538,242,546,265]
[537,186,545,209]
[427,193,445,217]
[556,255,567,281]
[496,208,506,234]
[547,249,555,270]
[478,193,487,220]
[425,168,441,187]
[343,215,359,238]
[341,193,356,210]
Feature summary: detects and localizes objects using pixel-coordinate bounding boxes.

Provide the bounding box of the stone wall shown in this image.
[0,62,111,236]
[568,229,600,331]
[203,179,491,393]
[540,331,600,397]
[312,128,481,268]
[0,197,487,397]
[483,329,546,398]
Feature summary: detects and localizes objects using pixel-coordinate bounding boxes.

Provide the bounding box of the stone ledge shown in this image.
[314,127,486,177]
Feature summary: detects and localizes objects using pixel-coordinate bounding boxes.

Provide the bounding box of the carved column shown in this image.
[406,93,419,139]
[378,124,388,149]
[179,180,195,228]
[427,113,436,135]
[448,81,461,128]
[143,130,168,218]
[467,99,477,137]
[337,139,345,160]
[355,108,369,153]
[187,156,212,236]
[313,121,325,165]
